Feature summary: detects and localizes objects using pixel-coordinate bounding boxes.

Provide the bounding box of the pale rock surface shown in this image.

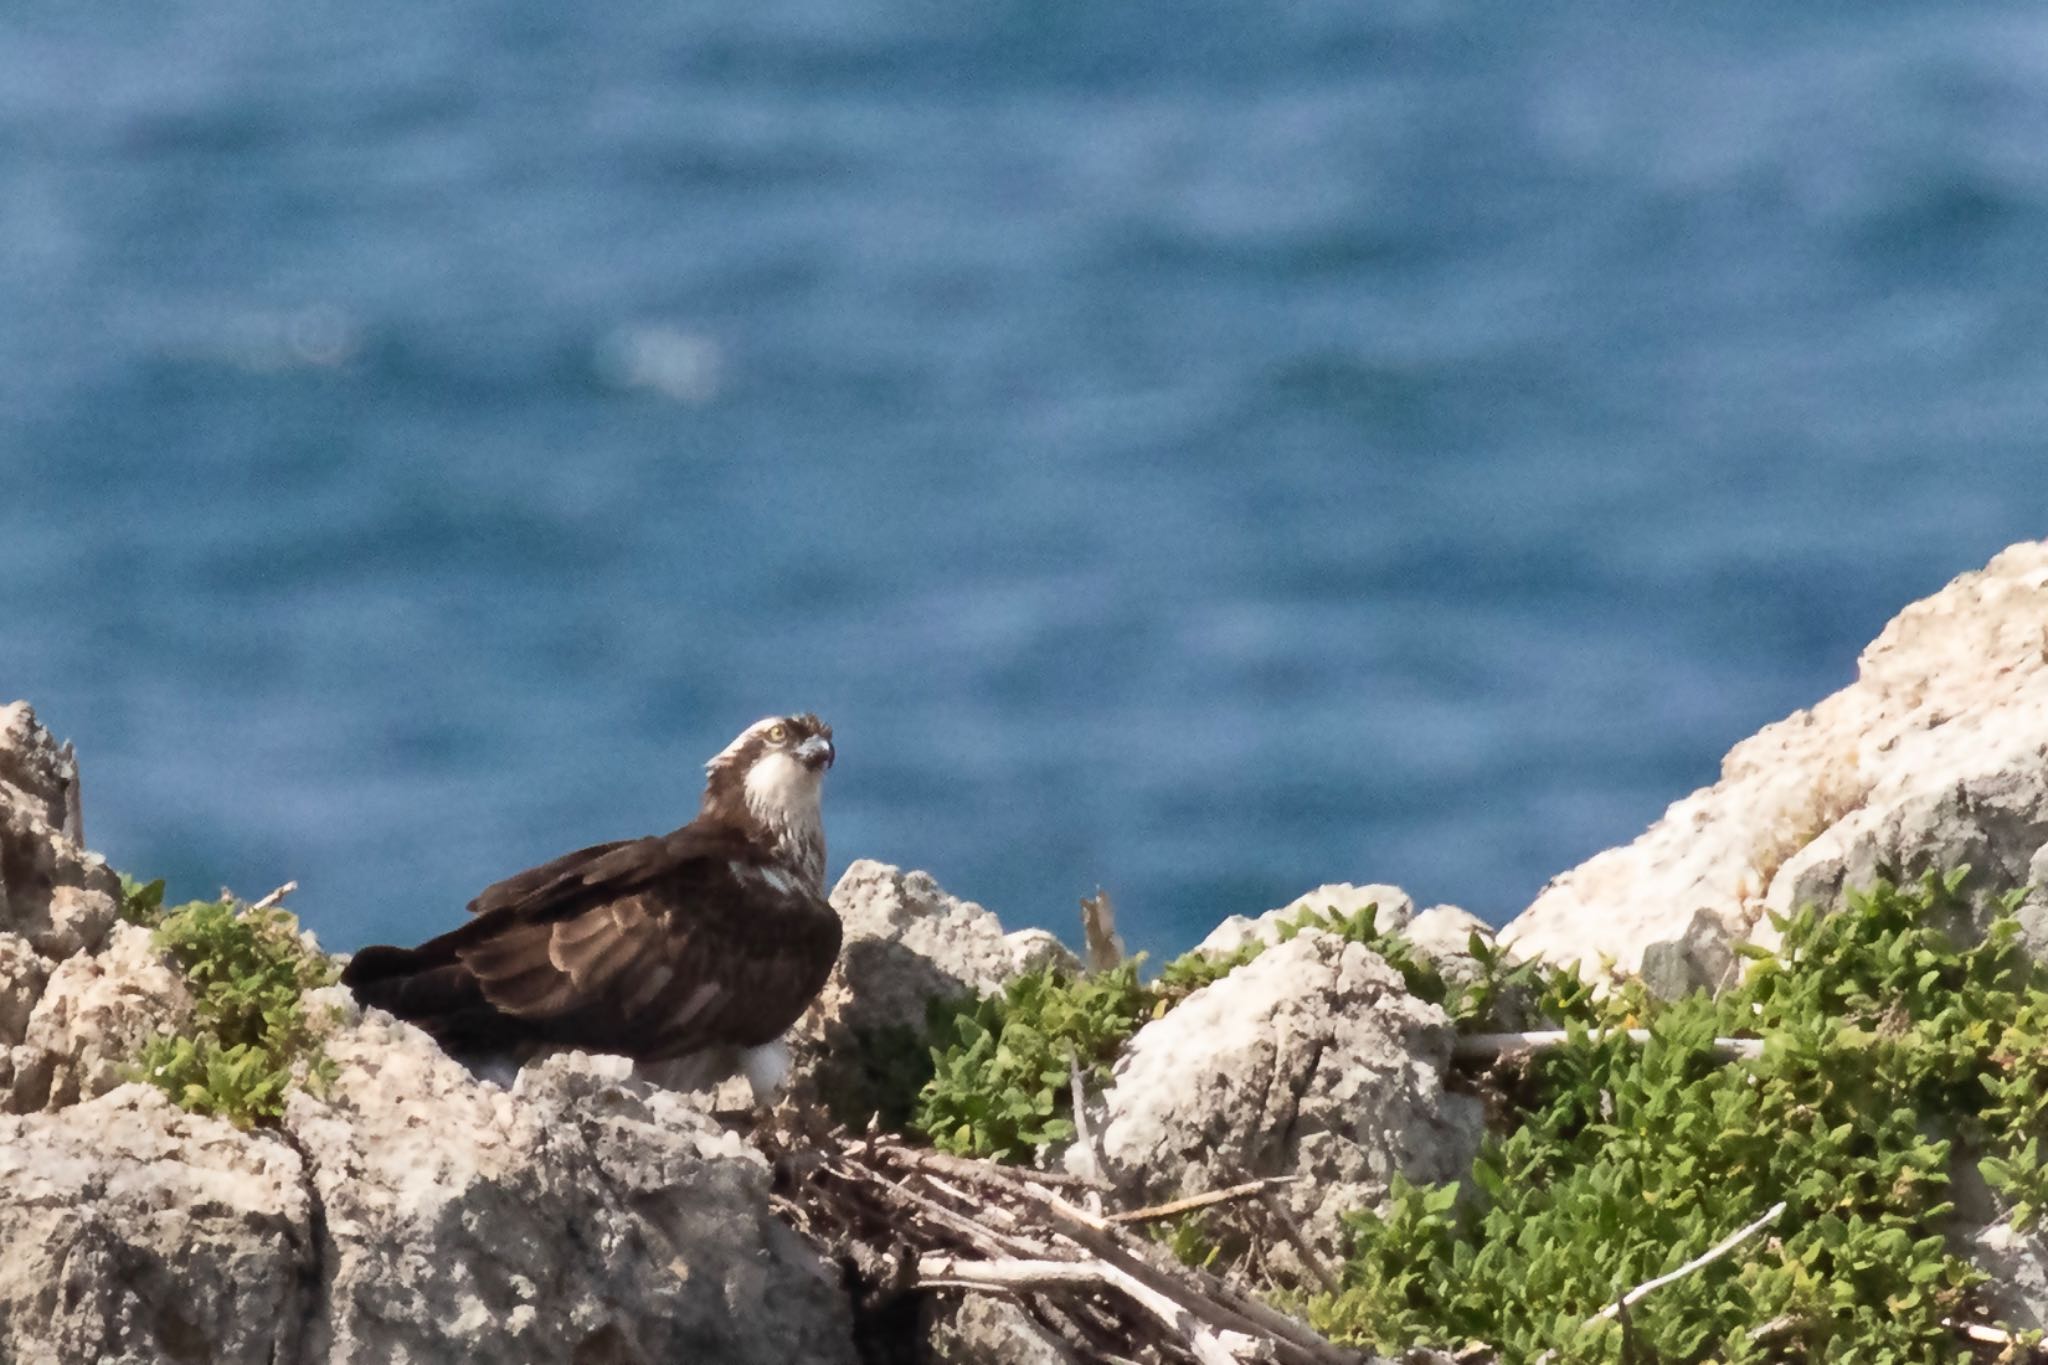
[23,921,194,1108]
[287,1003,855,1365]
[1097,929,1483,1264]
[0,1083,313,1365]
[1503,541,2048,978]
[1193,882,1416,959]
[0,702,119,961]
[0,931,43,1044]
[923,1293,1078,1365]
[1403,904,1495,981]
[820,860,1077,1029]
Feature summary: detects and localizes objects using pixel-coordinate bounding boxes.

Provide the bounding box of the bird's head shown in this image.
[701,713,835,886]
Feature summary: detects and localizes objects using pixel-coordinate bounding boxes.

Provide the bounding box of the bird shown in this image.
[341,713,840,1101]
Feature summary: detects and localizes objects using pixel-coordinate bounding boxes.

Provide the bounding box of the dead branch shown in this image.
[1453,1029,1765,1063]
[1109,1177,1299,1226]
[1022,1181,1359,1365]
[247,881,300,912]
[1587,1201,1785,1324]
[1081,889,1126,973]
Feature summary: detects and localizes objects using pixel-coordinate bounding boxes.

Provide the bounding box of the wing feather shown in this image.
[402,821,841,1061]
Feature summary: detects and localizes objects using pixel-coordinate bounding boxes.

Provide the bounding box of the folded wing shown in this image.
[344,827,841,1062]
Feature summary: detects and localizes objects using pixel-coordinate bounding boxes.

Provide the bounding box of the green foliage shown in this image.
[137,894,338,1128]
[1314,868,2048,1363]
[1155,1211,1224,1272]
[117,873,166,926]
[914,961,1152,1161]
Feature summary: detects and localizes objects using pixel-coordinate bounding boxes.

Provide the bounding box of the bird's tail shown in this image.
[341,941,504,1053]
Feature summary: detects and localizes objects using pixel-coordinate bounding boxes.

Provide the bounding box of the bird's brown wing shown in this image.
[451,826,842,1056]
[465,838,640,916]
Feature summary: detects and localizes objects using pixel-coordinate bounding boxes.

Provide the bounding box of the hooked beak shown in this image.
[795,734,835,772]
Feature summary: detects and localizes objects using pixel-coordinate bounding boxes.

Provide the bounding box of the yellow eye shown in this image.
[767,723,788,743]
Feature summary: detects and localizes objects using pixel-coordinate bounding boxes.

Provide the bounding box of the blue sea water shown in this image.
[3,2,2045,959]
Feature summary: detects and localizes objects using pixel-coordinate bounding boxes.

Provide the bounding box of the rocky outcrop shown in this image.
[285,998,854,1365]
[0,704,129,1113]
[23,922,193,1110]
[0,702,116,962]
[1504,541,2048,978]
[1097,928,1484,1265]
[0,1085,313,1365]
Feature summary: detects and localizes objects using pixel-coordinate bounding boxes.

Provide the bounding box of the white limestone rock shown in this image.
[0,703,119,962]
[923,1293,1078,1364]
[1193,882,1416,960]
[284,1012,855,1365]
[0,931,45,1045]
[1404,904,1493,965]
[1097,929,1483,1267]
[0,1084,313,1365]
[1503,541,2048,978]
[24,921,194,1109]
[819,860,1075,1030]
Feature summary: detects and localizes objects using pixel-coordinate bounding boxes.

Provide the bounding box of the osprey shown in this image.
[342,714,840,1099]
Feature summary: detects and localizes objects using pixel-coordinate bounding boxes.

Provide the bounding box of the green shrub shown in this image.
[1314,869,2043,1363]
[117,873,167,926]
[137,894,338,1128]
[914,961,1152,1161]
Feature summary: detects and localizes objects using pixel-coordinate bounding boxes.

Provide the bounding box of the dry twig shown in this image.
[1109,1177,1299,1226]
[1453,1029,1764,1063]
[249,881,300,912]
[1586,1201,1786,1324]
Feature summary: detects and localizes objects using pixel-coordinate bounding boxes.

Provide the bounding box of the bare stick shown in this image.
[1942,1318,2041,1350]
[1258,1188,1341,1295]
[1587,1201,1786,1324]
[1080,889,1125,973]
[1023,1182,1359,1365]
[875,1142,1110,1191]
[1454,1029,1764,1063]
[837,1159,1031,1260]
[917,1256,1244,1364]
[249,881,300,912]
[1109,1177,1300,1225]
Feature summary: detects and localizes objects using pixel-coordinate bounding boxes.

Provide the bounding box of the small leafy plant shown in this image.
[136,892,338,1128]
[915,961,1152,1160]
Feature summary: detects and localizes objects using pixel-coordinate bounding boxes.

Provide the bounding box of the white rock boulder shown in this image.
[1098,928,1483,1265]
[0,701,119,962]
[0,1084,314,1365]
[286,1003,855,1365]
[1503,541,2048,978]
[1191,882,1415,959]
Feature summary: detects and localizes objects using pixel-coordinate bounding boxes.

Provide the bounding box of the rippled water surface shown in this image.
[5,2,2045,955]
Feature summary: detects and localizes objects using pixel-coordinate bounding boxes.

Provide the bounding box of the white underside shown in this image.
[629,1036,792,1105]
[738,1038,793,1103]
